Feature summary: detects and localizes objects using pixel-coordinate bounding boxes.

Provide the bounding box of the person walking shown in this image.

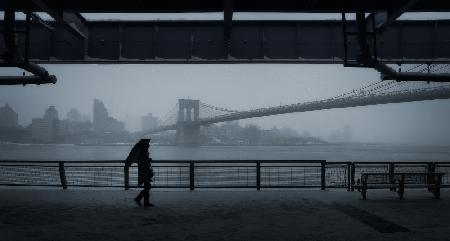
[125,138,154,207]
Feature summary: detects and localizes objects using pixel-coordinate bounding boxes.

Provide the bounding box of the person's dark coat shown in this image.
[126,139,153,185]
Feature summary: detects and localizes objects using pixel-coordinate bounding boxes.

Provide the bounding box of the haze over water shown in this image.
[1,143,449,162]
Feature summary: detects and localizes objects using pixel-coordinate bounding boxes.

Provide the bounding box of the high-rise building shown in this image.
[218,121,242,144]
[142,113,159,131]
[93,99,109,132]
[93,99,125,133]
[81,114,91,123]
[44,106,58,120]
[31,106,60,142]
[0,103,18,128]
[66,108,82,122]
[31,118,55,142]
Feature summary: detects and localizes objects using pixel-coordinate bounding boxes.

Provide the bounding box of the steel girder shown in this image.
[1,20,450,64]
[2,0,450,13]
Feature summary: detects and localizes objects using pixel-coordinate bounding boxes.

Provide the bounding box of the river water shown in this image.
[1,143,450,162]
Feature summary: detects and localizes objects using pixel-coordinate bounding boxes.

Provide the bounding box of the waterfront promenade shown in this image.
[1,188,449,241]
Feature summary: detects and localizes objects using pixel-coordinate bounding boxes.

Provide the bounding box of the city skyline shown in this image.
[0,99,340,135]
[0,99,355,145]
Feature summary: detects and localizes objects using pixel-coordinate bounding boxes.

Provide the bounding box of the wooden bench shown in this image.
[355,172,444,200]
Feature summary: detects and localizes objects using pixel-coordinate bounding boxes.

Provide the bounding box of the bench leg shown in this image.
[361,188,367,200]
[434,186,441,199]
[356,179,361,192]
[434,176,442,199]
[397,178,405,200]
[361,181,367,200]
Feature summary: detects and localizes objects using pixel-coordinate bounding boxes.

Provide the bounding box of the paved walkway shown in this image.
[1,188,449,241]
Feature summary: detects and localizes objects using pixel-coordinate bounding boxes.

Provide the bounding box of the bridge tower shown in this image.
[176,99,200,146]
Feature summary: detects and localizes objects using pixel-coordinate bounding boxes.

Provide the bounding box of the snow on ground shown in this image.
[1,188,450,241]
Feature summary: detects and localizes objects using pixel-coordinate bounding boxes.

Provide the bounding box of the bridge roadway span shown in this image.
[148,87,450,134]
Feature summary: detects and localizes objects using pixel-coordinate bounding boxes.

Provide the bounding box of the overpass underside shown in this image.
[1,1,450,84]
[1,20,449,65]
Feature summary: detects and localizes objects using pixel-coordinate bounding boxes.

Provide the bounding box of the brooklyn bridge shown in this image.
[136,64,450,145]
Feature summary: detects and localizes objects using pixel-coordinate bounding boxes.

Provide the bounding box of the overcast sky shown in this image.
[1,12,450,145]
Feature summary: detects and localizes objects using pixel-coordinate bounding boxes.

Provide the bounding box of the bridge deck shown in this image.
[148,86,450,133]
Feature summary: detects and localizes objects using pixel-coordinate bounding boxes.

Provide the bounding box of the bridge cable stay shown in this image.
[330,64,450,100]
[324,64,422,100]
[199,102,241,120]
[199,102,240,113]
[160,103,179,126]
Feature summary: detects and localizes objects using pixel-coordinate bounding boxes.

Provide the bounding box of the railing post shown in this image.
[347,162,351,191]
[427,162,436,185]
[124,164,129,190]
[256,161,261,191]
[350,162,356,191]
[321,160,326,190]
[428,162,436,173]
[389,162,395,184]
[189,161,195,191]
[58,161,67,190]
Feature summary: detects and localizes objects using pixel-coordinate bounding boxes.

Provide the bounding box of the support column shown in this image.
[176,99,200,146]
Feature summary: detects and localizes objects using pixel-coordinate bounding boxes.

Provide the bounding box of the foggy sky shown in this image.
[1,64,450,145]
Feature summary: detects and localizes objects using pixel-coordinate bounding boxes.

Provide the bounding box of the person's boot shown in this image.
[134,197,142,206]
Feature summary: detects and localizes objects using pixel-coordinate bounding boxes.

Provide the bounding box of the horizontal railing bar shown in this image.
[194,165,320,168]
[323,186,348,188]
[0,160,125,163]
[0,183,62,187]
[261,185,322,188]
[0,160,326,164]
[1,160,450,164]
[193,165,255,168]
[130,185,190,188]
[192,160,325,163]
[58,185,125,188]
[64,166,125,168]
[359,172,444,175]
[194,185,255,188]
[353,161,450,164]
[0,165,60,167]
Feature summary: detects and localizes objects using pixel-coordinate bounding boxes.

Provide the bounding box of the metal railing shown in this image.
[0,160,449,190]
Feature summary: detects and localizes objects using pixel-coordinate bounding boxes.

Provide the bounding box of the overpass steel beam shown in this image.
[365,0,420,33]
[1,19,449,64]
[31,0,88,39]
[354,10,450,82]
[29,12,55,32]
[0,8,57,85]
[377,63,450,82]
[0,75,57,85]
[3,1,450,13]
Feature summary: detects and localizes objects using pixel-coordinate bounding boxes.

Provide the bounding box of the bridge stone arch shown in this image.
[176,99,200,146]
